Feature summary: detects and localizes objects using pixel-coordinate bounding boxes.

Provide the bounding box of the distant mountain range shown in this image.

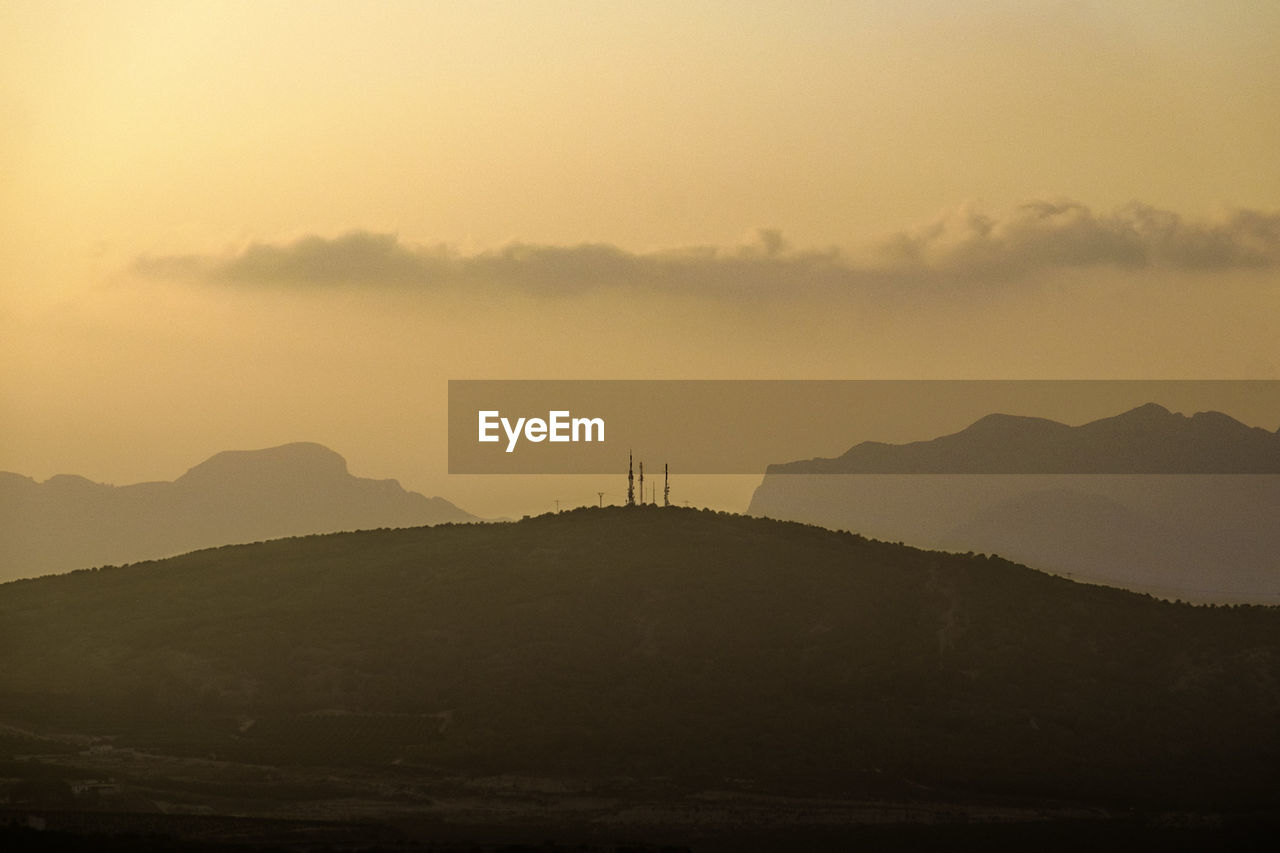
[0,442,476,581]
[751,404,1280,602]
[768,403,1280,474]
[1,507,1277,814]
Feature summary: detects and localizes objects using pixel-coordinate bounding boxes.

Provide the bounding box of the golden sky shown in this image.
[2,1,1279,516]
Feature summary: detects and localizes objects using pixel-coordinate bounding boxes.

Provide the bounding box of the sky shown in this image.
[2,0,1279,517]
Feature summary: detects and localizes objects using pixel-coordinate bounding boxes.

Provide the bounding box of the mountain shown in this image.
[768,403,1280,474]
[1,507,1278,820]
[751,405,1280,602]
[939,488,1212,594]
[0,443,476,581]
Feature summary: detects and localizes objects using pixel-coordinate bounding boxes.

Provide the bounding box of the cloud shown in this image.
[132,201,1280,296]
[874,200,1280,276]
[133,227,863,296]
[133,232,453,286]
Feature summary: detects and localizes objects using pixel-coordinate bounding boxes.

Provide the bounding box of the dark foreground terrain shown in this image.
[2,506,1278,849]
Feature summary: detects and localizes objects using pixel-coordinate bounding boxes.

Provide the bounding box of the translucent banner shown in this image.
[447,380,1280,474]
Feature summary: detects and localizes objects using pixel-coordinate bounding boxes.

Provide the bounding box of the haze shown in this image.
[3,1,1279,518]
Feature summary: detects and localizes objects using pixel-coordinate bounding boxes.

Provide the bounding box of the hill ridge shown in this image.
[1,506,1277,811]
[0,443,476,582]
[769,402,1280,474]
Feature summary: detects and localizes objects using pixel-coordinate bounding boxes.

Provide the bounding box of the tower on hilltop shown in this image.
[627,451,635,506]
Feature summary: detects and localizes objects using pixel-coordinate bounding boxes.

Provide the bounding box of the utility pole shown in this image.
[664,463,670,507]
[639,462,644,506]
[554,499,560,513]
[627,451,634,506]
[597,491,604,507]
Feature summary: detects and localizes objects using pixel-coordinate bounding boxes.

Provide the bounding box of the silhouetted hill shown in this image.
[769,403,1280,474]
[0,443,476,581]
[177,442,352,489]
[751,405,1280,601]
[1,507,1277,811]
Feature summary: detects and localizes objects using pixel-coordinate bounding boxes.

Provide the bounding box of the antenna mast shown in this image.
[627,451,635,506]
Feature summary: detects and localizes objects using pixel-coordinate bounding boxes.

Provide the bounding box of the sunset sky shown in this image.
[3,1,1279,517]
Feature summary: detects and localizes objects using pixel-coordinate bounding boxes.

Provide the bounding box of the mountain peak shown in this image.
[177,442,350,488]
[962,412,1068,435]
[2,443,477,581]
[774,402,1280,474]
[1190,409,1243,426]
[42,473,109,489]
[1117,402,1174,419]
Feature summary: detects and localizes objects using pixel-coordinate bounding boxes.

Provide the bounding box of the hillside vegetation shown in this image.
[1,506,1277,810]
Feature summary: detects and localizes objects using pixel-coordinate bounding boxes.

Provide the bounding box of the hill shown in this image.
[766,403,1280,474]
[751,405,1280,602]
[0,443,476,582]
[1,506,1277,815]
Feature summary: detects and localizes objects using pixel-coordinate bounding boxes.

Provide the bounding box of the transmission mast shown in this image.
[627,451,635,506]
